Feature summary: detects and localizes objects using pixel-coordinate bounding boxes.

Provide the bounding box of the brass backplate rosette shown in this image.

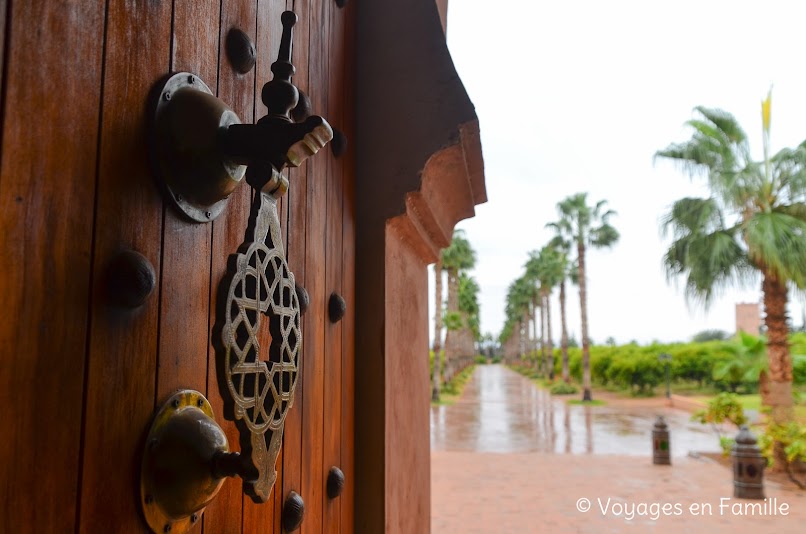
[140,390,227,534]
[151,72,245,223]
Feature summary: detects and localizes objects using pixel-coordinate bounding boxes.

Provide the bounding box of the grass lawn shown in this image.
[432,393,461,406]
[431,364,477,407]
[567,399,606,406]
[506,365,607,404]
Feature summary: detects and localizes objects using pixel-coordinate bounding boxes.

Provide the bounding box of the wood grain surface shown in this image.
[0,2,104,531]
[202,0,257,531]
[78,1,170,532]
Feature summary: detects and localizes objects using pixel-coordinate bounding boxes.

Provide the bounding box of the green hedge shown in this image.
[791,333,806,384]
[547,337,806,395]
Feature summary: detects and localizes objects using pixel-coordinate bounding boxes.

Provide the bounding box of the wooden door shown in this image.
[0,1,354,532]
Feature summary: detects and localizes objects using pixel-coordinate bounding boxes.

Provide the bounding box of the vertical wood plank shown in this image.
[77,1,170,532]
[202,0,256,531]
[338,1,357,530]
[0,2,104,531]
[271,8,291,530]
[155,0,219,405]
[282,0,309,529]
[256,0,290,254]
[161,0,220,529]
[323,0,345,529]
[300,0,329,531]
[243,1,287,531]
[0,0,7,132]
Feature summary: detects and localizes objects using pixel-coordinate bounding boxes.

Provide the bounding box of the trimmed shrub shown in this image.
[550,382,578,395]
[794,357,806,385]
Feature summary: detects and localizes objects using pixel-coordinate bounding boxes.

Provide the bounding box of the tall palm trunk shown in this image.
[559,279,570,383]
[447,268,459,313]
[519,310,530,360]
[446,267,459,380]
[545,291,554,380]
[539,292,546,376]
[762,273,793,422]
[762,273,794,470]
[759,370,771,411]
[533,298,539,367]
[530,297,538,367]
[578,240,592,401]
[432,259,443,402]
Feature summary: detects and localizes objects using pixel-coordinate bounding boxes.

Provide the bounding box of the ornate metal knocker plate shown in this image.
[221,169,300,502]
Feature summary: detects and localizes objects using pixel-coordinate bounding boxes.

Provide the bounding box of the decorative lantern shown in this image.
[731,425,765,499]
[652,416,671,465]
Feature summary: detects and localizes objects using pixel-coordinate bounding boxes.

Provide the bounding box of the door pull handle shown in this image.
[149,11,332,223]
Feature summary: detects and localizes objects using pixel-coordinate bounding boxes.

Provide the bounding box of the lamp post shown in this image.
[658,353,671,399]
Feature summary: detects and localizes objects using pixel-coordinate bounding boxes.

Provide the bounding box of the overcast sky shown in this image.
[429,0,806,345]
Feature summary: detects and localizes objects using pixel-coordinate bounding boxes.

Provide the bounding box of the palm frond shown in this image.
[441,229,476,271]
[457,272,480,316]
[693,106,748,145]
[727,162,765,209]
[661,197,723,239]
[655,143,717,175]
[546,220,574,256]
[593,199,609,216]
[771,143,806,201]
[775,202,806,222]
[744,211,806,288]
[656,107,756,210]
[662,227,750,307]
[684,118,725,144]
[590,223,619,248]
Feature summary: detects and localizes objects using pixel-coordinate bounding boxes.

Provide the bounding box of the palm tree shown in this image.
[530,281,541,370]
[656,103,806,428]
[541,246,565,379]
[441,230,476,378]
[526,246,565,379]
[504,275,533,362]
[555,193,620,401]
[499,319,517,362]
[546,230,573,382]
[524,254,543,371]
[432,259,443,402]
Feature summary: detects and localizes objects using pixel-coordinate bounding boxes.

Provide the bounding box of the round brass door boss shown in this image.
[140,390,228,534]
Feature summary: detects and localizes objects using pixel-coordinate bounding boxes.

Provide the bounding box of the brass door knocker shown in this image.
[220,166,300,502]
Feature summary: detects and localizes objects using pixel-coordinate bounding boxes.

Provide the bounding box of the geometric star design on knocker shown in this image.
[221,173,301,503]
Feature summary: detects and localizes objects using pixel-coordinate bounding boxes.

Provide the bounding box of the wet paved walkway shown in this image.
[431,364,719,456]
[431,364,806,533]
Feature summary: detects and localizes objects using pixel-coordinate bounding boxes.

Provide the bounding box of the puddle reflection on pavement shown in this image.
[430,364,721,456]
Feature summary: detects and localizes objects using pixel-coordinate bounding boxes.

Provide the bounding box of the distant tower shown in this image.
[735,302,761,335]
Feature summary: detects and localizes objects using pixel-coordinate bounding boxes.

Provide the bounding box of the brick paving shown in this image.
[431,366,806,533]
